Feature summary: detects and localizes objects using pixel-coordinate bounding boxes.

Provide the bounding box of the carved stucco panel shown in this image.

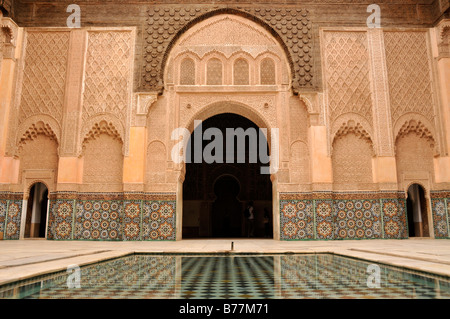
[322,30,373,125]
[19,31,70,127]
[82,29,135,156]
[384,31,435,126]
[178,94,277,130]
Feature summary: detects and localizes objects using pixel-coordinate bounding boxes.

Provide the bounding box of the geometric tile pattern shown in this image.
[123,201,141,241]
[75,200,123,241]
[334,200,382,240]
[280,200,314,240]
[142,201,176,241]
[280,193,407,240]
[48,194,177,241]
[0,200,6,239]
[47,200,74,240]
[315,200,334,240]
[179,256,275,299]
[431,196,449,239]
[1,254,450,299]
[382,199,407,239]
[3,200,22,240]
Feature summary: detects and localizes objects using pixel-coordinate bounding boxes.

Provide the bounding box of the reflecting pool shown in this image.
[1,254,449,299]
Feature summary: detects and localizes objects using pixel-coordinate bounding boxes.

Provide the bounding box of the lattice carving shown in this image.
[332,133,374,188]
[19,31,70,125]
[396,133,435,183]
[323,31,373,125]
[260,58,275,85]
[180,58,195,85]
[206,58,223,85]
[384,31,434,124]
[18,134,59,182]
[82,122,124,187]
[83,31,132,123]
[396,120,435,150]
[233,59,249,85]
[82,134,124,187]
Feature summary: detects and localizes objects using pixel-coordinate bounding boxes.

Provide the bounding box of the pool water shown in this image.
[1,254,449,299]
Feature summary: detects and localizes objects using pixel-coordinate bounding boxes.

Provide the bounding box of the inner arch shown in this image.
[182,113,273,239]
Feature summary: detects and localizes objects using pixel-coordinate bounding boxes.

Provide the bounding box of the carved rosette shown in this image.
[142,6,313,93]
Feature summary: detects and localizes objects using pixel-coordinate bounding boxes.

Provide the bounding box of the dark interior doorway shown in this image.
[182,113,273,239]
[25,183,49,238]
[406,184,429,237]
[211,175,242,237]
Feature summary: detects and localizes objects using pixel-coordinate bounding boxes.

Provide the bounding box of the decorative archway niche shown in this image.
[161,13,291,240]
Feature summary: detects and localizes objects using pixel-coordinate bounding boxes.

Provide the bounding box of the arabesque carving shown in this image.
[332,120,374,156]
[143,7,312,93]
[19,31,70,126]
[322,31,373,125]
[396,119,435,150]
[17,121,58,153]
[384,31,435,124]
[82,121,123,147]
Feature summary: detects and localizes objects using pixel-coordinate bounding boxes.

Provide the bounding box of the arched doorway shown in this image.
[182,113,273,239]
[406,184,430,237]
[24,183,49,238]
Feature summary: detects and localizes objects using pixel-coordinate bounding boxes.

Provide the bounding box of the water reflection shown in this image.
[0,254,449,299]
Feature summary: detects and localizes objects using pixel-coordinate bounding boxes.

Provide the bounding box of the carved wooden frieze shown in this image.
[142,6,313,93]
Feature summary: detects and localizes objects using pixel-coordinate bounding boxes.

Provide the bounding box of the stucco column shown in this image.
[367,28,398,188]
[433,21,450,184]
[55,30,87,190]
[0,17,20,185]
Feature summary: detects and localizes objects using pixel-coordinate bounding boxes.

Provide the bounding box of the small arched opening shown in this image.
[406,184,430,238]
[24,182,49,239]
